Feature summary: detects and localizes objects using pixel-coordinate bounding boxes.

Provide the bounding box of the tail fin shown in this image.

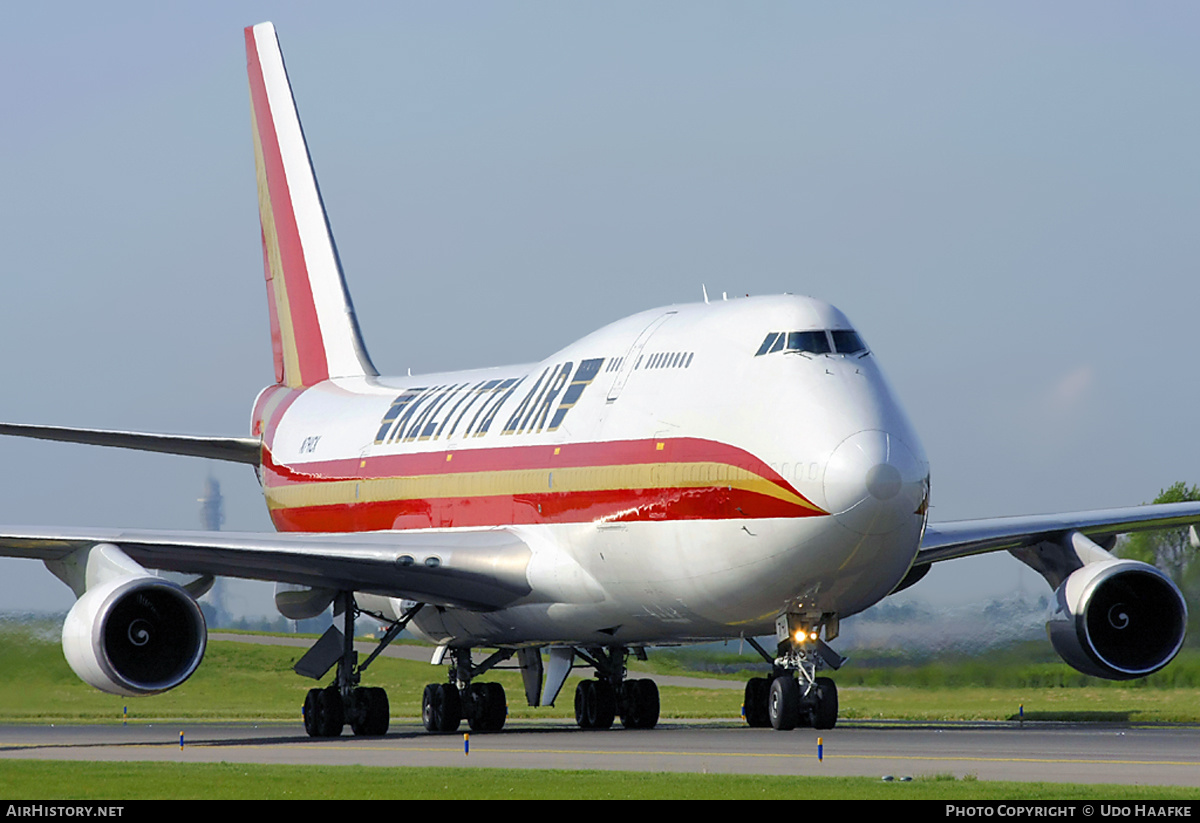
[245,22,377,388]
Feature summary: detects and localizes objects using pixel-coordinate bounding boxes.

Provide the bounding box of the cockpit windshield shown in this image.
[830,330,867,355]
[787,331,831,354]
[754,329,868,357]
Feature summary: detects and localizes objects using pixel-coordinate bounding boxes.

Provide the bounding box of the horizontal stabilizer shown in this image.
[0,423,261,465]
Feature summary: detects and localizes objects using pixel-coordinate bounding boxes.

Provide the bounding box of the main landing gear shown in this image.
[419,644,660,733]
[742,609,844,731]
[297,600,659,736]
[299,593,424,738]
[304,598,514,736]
[421,647,512,733]
[571,646,660,730]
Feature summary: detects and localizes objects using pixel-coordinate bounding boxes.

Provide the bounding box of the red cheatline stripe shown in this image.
[245,26,328,386]
[268,485,824,533]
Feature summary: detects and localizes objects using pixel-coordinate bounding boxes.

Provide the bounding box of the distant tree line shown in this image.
[1117,481,1200,645]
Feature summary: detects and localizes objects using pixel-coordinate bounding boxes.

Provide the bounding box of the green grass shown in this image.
[0,761,1197,800]
[837,685,1200,723]
[3,626,1200,724]
[3,628,1200,799]
[642,642,1200,688]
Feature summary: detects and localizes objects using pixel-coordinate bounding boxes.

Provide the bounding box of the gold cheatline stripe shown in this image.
[264,461,825,514]
[250,98,303,388]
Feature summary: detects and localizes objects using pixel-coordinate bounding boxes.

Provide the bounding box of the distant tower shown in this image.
[198,476,229,626]
[199,475,225,532]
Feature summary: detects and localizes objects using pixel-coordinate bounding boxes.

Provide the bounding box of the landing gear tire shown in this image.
[619,679,660,730]
[421,684,437,732]
[484,682,508,731]
[303,688,319,737]
[467,682,508,732]
[743,677,771,728]
[350,687,390,737]
[303,688,321,737]
[574,679,616,730]
[422,682,462,733]
[811,677,838,730]
[303,686,345,738]
[574,680,590,728]
[768,676,800,731]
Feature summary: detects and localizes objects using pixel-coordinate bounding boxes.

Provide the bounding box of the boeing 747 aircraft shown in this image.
[1,22,1196,736]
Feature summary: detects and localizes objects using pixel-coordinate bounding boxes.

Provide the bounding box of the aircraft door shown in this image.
[606,312,675,403]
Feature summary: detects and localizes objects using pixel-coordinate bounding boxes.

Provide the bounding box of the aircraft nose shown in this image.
[823,429,927,535]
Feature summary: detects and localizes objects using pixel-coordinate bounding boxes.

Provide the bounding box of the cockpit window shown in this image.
[830,330,867,354]
[787,331,831,354]
[755,333,779,356]
[755,329,869,357]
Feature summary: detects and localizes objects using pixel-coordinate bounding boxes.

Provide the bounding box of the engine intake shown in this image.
[62,575,207,696]
[1047,559,1187,680]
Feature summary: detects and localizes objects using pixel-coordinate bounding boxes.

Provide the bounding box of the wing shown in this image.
[916,500,1200,566]
[0,521,538,697]
[0,526,532,611]
[902,501,1200,681]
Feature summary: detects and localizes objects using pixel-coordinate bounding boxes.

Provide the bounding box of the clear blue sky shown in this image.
[1,1,1198,615]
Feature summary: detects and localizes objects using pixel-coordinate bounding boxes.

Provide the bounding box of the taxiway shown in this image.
[1,720,1196,787]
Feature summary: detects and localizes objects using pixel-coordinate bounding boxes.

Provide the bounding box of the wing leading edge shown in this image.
[912,501,1200,682]
[0,527,532,611]
[917,501,1200,567]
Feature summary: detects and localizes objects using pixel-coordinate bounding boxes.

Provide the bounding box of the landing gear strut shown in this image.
[571,646,660,730]
[742,609,844,731]
[301,593,423,738]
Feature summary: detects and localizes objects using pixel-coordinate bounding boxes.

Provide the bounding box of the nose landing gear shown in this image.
[742,608,844,731]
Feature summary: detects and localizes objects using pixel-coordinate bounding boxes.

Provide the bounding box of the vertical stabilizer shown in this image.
[245,22,377,388]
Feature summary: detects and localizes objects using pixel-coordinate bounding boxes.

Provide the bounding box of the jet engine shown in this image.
[62,575,207,696]
[1047,559,1187,680]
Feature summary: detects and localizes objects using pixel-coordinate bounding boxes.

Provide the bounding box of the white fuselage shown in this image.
[257,294,930,647]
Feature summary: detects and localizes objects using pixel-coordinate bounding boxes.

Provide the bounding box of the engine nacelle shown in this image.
[1047,559,1187,680]
[62,575,207,696]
